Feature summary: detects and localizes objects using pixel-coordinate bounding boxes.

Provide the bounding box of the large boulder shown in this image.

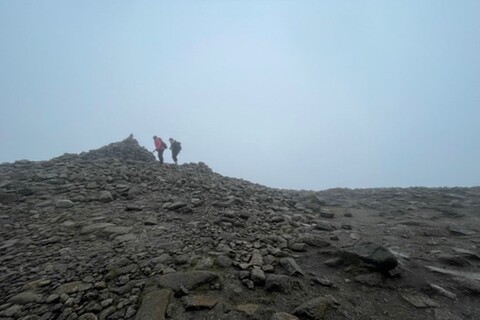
[340,242,398,273]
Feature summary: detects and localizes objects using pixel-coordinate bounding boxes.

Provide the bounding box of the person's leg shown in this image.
[172,149,179,164]
[158,150,164,164]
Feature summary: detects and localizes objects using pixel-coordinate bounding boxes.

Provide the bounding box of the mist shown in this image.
[1,1,479,190]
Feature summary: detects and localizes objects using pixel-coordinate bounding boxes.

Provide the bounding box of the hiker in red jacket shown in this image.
[152,136,167,164]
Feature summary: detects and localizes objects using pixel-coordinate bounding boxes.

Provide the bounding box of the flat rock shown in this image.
[402,293,439,308]
[314,220,336,231]
[156,271,220,291]
[135,288,172,320]
[354,273,384,287]
[427,266,480,281]
[182,295,218,310]
[452,248,480,260]
[1,304,22,317]
[55,199,74,208]
[8,291,43,305]
[289,243,307,252]
[453,277,480,294]
[448,224,475,236]
[102,226,132,235]
[429,284,456,299]
[55,281,92,294]
[80,223,116,234]
[126,203,143,211]
[272,312,300,320]
[167,201,188,210]
[237,304,260,316]
[298,235,330,248]
[78,313,98,320]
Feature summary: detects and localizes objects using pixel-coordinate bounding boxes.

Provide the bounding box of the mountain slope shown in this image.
[1,136,479,320]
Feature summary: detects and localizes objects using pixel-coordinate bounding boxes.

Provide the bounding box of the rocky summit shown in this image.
[1,136,479,320]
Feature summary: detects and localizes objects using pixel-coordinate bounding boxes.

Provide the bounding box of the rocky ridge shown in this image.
[1,136,479,320]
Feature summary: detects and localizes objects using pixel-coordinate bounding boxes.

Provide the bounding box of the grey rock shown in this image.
[324,257,343,267]
[265,274,291,293]
[56,199,74,208]
[55,281,92,294]
[341,242,398,272]
[429,284,457,299]
[249,252,263,266]
[298,235,330,248]
[126,203,143,211]
[8,291,43,305]
[448,224,475,236]
[453,277,480,294]
[195,257,214,270]
[46,294,60,303]
[250,266,265,284]
[135,289,172,320]
[427,266,480,281]
[125,306,137,318]
[1,304,22,317]
[99,306,116,320]
[312,277,334,287]
[319,209,334,218]
[272,312,300,320]
[78,313,98,320]
[156,271,220,291]
[98,191,113,203]
[289,243,307,252]
[314,220,336,231]
[242,279,255,289]
[354,273,384,287]
[102,226,132,235]
[182,295,218,310]
[271,216,285,223]
[402,293,439,308]
[280,257,305,277]
[167,201,188,210]
[437,253,471,267]
[452,248,480,260]
[80,223,116,234]
[293,297,330,320]
[0,192,18,204]
[144,217,157,225]
[216,255,233,268]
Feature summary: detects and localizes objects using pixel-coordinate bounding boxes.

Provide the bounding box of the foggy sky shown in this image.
[1,1,479,190]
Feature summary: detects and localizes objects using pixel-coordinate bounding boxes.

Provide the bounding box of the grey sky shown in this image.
[1,1,479,190]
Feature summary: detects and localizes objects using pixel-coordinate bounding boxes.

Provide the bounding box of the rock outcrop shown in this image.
[0,136,479,319]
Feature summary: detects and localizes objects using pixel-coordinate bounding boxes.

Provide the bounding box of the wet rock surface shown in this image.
[1,136,480,319]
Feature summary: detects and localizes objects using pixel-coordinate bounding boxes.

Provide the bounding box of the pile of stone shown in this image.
[78,135,156,162]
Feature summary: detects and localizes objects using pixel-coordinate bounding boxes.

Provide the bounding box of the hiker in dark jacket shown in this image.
[169,138,182,164]
[152,136,167,164]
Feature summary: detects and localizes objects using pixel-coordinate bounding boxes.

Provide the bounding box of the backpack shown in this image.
[173,141,182,151]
